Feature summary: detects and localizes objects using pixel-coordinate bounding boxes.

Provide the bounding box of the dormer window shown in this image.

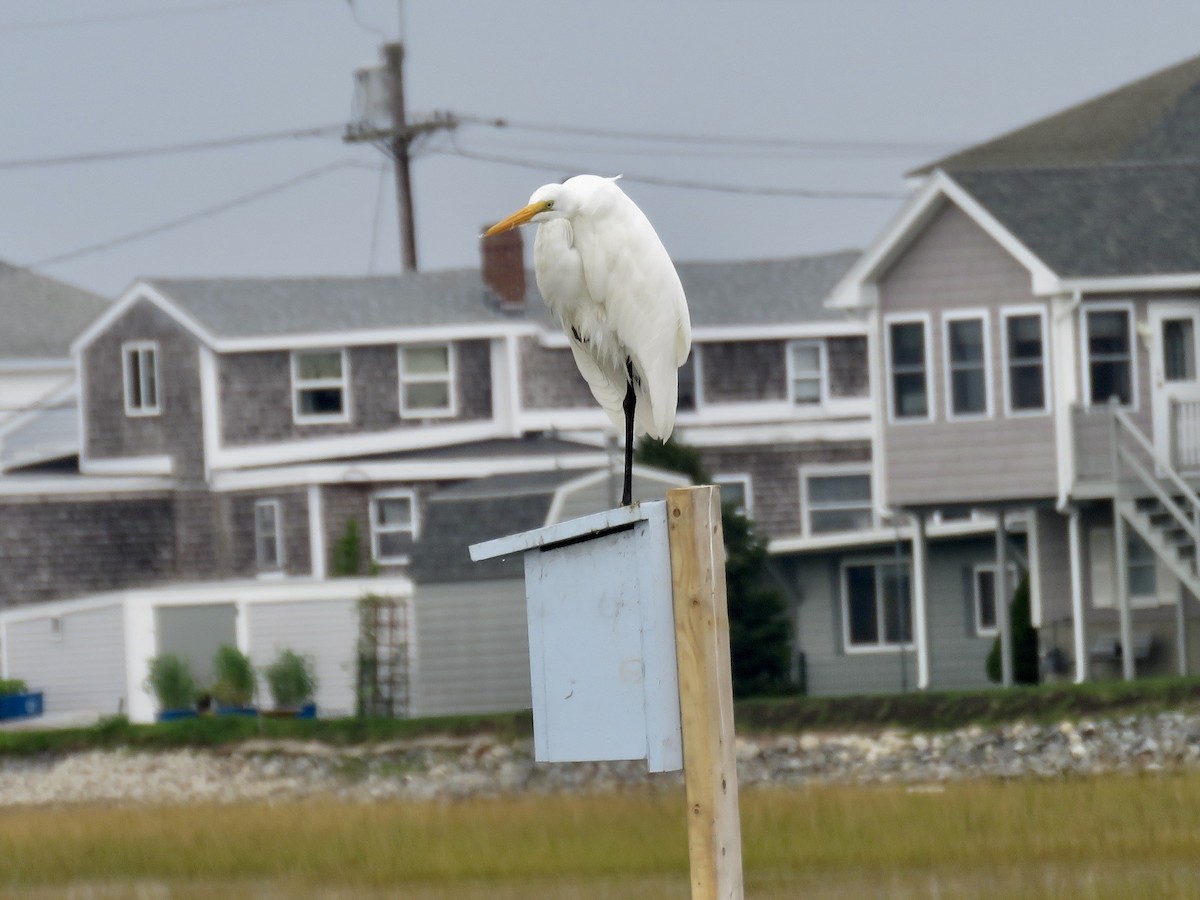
[399,344,456,417]
[122,341,160,416]
[292,349,350,423]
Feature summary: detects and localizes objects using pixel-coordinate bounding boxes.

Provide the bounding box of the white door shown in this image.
[1149,303,1200,471]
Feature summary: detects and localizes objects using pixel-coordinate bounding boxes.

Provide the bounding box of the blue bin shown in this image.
[0,692,44,720]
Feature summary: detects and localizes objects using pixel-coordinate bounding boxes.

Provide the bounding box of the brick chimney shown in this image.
[481,224,526,312]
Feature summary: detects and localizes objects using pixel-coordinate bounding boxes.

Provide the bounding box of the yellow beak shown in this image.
[484,201,547,237]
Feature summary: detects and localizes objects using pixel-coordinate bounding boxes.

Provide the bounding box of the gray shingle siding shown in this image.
[827,336,869,398]
[0,495,175,607]
[81,298,206,480]
[519,339,594,409]
[701,341,787,404]
[226,490,312,578]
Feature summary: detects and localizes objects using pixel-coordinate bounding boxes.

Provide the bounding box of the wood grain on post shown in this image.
[666,486,744,900]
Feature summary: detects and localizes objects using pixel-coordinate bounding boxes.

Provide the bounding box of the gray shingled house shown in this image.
[0,236,882,717]
[805,51,1200,691]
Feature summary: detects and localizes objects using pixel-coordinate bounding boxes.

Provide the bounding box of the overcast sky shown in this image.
[3,0,1200,299]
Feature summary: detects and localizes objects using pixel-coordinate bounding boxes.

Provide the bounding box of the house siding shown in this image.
[226,490,312,578]
[218,340,493,446]
[827,336,869,398]
[879,203,1058,507]
[246,598,359,716]
[5,605,127,713]
[81,298,206,480]
[519,339,595,409]
[410,579,531,716]
[0,495,175,607]
[701,341,787,404]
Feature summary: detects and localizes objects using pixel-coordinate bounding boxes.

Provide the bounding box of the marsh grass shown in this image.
[2,774,1200,897]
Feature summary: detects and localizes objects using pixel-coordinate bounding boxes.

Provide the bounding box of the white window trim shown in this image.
[713,473,753,518]
[840,557,916,654]
[254,498,285,572]
[785,339,828,407]
[941,310,993,421]
[1000,305,1052,417]
[370,488,419,564]
[799,462,875,537]
[121,340,161,417]
[972,562,1018,637]
[398,343,458,419]
[1080,301,1139,411]
[291,349,352,424]
[883,313,935,424]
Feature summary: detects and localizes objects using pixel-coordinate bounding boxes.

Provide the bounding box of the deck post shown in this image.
[1067,507,1089,683]
[1113,500,1135,681]
[666,486,744,900]
[911,512,930,689]
[1177,586,1190,677]
[996,508,1013,687]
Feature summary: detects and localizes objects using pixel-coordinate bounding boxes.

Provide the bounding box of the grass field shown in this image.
[2,773,1200,898]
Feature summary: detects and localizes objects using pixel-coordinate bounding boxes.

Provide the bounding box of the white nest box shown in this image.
[471,502,682,773]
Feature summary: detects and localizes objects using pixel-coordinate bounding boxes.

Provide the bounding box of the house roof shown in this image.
[0,261,110,359]
[137,250,860,346]
[913,52,1200,175]
[952,164,1200,278]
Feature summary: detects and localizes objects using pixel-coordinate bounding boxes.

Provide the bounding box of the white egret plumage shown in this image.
[485,175,692,506]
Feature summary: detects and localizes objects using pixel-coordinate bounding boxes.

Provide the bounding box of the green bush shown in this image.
[211,645,256,707]
[265,650,318,709]
[0,679,29,697]
[146,654,195,711]
[986,574,1040,685]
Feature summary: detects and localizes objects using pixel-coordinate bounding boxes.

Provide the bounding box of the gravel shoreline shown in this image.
[2,711,1199,807]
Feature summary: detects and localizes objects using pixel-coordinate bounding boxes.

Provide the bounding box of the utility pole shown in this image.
[345,42,457,273]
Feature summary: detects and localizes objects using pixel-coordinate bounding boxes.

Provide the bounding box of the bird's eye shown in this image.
[544,200,554,210]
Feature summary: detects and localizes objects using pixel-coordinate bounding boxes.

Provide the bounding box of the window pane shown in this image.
[952,369,986,415]
[405,382,451,410]
[891,323,925,367]
[255,503,276,532]
[1088,311,1130,356]
[403,346,450,375]
[790,343,820,372]
[846,566,878,645]
[1010,364,1045,410]
[1163,319,1196,382]
[376,497,412,527]
[1090,361,1131,405]
[717,481,746,512]
[809,474,871,504]
[377,531,410,560]
[297,351,343,381]
[299,387,344,415]
[810,507,874,534]
[792,377,821,404]
[976,570,997,630]
[948,319,983,364]
[1127,532,1156,597]
[893,372,928,417]
[881,566,912,644]
[1007,315,1043,361]
[142,351,157,408]
[677,352,696,411]
[126,350,142,408]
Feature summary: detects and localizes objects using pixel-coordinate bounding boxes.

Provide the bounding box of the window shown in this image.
[1162,318,1196,382]
[787,340,825,406]
[714,474,752,518]
[842,561,912,651]
[1084,307,1135,406]
[122,341,160,416]
[1089,526,1161,609]
[802,465,873,535]
[292,349,349,422]
[399,344,456,417]
[887,318,931,420]
[677,348,699,412]
[943,314,989,418]
[1003,310,1049,413]
[973,563,1018,636]
[1127,531,1157,601]
[254,499,283,571]
[370,490,418,563]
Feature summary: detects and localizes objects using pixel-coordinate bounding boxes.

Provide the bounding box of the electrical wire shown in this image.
[0,124,345,170]
[0,0,316,33]
[25,160,384,270]
[431,144,908,200]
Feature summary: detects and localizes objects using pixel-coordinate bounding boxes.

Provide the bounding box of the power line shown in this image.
[26,160,383,270]
[432,145,908,200]
[0,0,315,34]
[0,124,344,170]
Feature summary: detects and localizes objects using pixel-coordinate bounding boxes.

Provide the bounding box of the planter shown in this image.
[0,691,43,721]
[156,708,198,722]
[215,704,259,717]
[261,703,316,719]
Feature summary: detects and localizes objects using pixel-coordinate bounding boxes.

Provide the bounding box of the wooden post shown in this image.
[666,486,744,900]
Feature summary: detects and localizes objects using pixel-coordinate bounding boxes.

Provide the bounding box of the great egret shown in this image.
[485,175,692,506]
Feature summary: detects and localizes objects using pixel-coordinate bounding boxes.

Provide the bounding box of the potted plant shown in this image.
[211,644,257,715]
[145,654,196,721]
[264,649,318,718]
[0,678,43,721]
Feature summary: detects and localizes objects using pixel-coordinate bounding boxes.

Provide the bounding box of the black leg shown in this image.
[622,360,636,506]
